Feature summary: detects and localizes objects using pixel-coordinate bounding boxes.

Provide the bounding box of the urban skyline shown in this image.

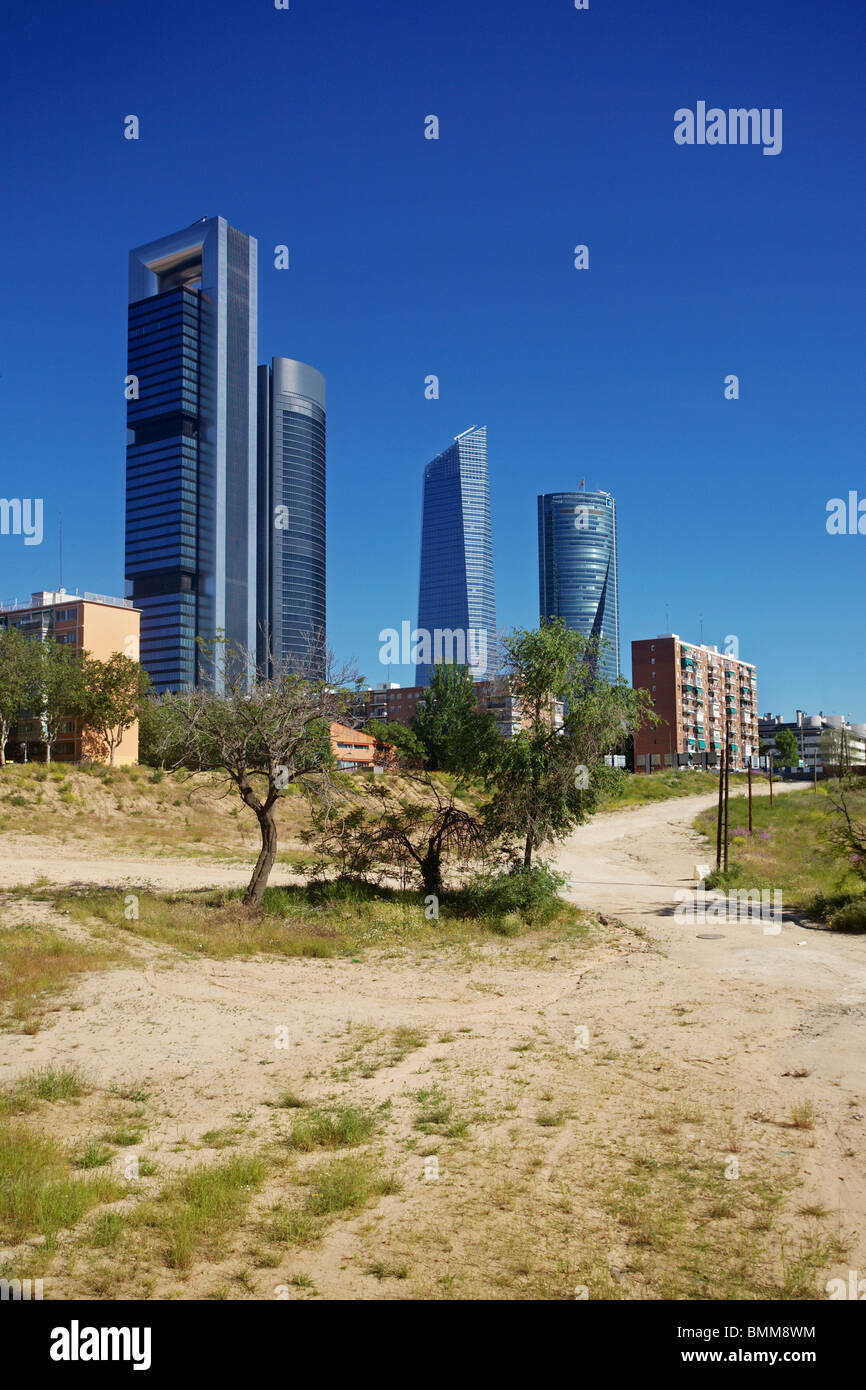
[2,1,862,716]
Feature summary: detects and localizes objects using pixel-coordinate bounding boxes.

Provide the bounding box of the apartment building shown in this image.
[632,635,759,773]
[0,590,141,764]
[351,678,562,740]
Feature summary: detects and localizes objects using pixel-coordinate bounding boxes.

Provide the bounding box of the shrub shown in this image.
[450,861,567,926]
[827,899,866,934]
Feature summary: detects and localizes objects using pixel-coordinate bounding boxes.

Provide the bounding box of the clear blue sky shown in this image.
[1,0,863,716]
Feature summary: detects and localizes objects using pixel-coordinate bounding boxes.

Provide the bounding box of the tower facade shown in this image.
[537,489,620,683]
[125,216,257,691]
[256,358,326,677]
[415,425,497,686]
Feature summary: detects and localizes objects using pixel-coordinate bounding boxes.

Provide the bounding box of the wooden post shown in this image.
[747,759,753,833]
[769,752,774,807]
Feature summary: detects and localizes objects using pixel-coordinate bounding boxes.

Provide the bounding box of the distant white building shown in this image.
[758,711,866,772]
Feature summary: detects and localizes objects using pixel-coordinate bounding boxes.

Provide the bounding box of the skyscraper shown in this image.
[125,216,257,691]
[415,425,497,686]
[537,489,620,683]
[256,358,326,677]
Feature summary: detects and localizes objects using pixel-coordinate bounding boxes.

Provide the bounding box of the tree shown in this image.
[773,727,800,769]
[819,727,844,778]
[410,662,497,773]
[483,619,656,869]
[37,640,88,763]
[363,719,426,766]
[157,642,358,906]
[0,627,41,767]
[826,788,866,885]
[312,770,490,898]
[80,652,151,766]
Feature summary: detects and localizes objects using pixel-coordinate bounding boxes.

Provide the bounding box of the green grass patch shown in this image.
[0,1064,89,1113]
[286,1104,378,1152]
[696,785,866,930]
[0,1121,121,1243]
[140,1152,267,1271]
[303,1154,401,1217]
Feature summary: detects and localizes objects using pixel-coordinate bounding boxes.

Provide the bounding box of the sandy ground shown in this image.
[1,780,863,1300]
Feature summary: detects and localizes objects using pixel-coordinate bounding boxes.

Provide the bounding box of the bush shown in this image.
[450,862,567,926]
[827,900,866,934]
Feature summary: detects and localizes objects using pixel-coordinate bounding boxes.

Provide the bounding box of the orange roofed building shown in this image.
[329,721,396,771]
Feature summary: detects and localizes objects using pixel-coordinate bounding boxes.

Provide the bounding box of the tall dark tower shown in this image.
[125,216,257,691]
[256,358,326,677]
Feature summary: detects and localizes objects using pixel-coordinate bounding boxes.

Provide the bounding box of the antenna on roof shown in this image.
[58,511,62,591]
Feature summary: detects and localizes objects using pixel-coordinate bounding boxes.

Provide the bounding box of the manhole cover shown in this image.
[696,934,724,939]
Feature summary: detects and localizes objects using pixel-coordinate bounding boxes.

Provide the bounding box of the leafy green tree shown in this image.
[80,652,151,765]
[483,619,656,869]
[37,639,88,764]
[773,727,800,768]
[156,643,357,906]
[363,719,426,766]
[0,627,41,766]
[410,662,497,773]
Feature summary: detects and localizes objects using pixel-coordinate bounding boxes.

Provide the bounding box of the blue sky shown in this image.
[1,0,863,716]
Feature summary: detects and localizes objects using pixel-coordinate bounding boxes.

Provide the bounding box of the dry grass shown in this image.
[0,922,121,1032]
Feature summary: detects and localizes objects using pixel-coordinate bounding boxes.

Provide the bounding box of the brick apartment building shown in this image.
[0,590,142,764]
[632,635,759,773]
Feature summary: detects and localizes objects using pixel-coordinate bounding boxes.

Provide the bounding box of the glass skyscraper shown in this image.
[256,358,326,677]
[415,425,497,686]
[125,216,257,691]
[537,490,620,683]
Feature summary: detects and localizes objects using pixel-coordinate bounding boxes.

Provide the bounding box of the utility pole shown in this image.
[747,757,753,832]
[715,744,725,870]
[723,725,730,871]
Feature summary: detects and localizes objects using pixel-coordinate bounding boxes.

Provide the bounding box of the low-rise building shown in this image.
[329,722,395,771]
[0,589,141,764]
[350,678,562,740]
[632,635,759,773]
[758,711,866,773]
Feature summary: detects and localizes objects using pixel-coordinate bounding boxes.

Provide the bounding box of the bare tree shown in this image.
[158,640,358,906]
[826,787,866,886]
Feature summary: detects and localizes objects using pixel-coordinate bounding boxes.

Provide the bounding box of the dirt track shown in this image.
[2,781,864,1299]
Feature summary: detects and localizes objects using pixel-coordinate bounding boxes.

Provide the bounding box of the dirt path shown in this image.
[552,781,866,1265]
[2,781,863,1300]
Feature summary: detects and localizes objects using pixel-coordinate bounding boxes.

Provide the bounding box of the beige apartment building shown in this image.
[632,635,759,773]
[0,589,142,764]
